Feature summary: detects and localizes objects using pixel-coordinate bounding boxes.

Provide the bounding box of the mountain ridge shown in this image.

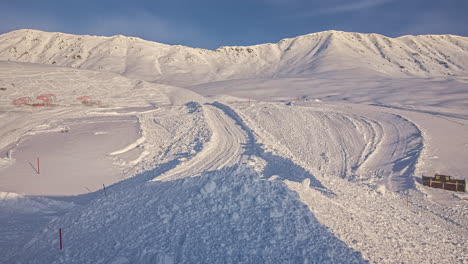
[1,29,467,86]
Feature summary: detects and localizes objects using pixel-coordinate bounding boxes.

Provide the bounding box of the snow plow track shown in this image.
[156,104,248,181]
[230,103,424,191]
[156,102,331,194]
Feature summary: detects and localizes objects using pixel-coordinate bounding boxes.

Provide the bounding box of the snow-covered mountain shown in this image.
[1,29,468,264]
[1,29,467,86]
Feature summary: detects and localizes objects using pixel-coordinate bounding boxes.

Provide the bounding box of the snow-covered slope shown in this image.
[0,61,208,196]
[1,29,467,86]
[1,30,468,264]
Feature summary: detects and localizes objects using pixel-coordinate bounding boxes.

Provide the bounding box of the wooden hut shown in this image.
[422,174,466,192]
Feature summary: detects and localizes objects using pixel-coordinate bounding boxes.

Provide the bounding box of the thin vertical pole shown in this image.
[103,184,107,197]
[37,157,40,175]
[59,228,63,250]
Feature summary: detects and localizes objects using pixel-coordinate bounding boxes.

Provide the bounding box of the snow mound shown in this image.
[12,166,367,264]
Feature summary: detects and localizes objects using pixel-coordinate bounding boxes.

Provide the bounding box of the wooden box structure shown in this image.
[422,174,466,192]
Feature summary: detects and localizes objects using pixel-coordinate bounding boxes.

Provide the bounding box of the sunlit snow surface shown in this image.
[0,29,467,264]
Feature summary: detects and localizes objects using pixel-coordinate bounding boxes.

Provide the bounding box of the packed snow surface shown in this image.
[0,115,141,195]
[0,30,467,263]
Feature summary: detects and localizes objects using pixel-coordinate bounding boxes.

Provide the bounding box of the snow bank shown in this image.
[12,166,367,264]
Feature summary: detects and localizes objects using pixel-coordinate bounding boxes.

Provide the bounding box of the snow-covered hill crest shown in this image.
[1,29,467,86]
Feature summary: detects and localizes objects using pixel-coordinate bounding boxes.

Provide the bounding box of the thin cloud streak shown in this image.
[319,0,394,14]
[296,0,396,17]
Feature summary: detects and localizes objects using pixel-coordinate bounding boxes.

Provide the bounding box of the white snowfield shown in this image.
[0,29,467,263]
[1,29,468,86]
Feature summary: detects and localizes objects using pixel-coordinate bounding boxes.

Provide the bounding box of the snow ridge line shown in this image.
[2,29,468,87]
[109,135,145,156]
[209,102,334,195]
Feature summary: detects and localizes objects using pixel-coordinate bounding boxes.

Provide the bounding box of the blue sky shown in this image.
[1,0,467,49]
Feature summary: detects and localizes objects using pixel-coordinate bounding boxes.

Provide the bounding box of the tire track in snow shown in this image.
[230,103,378,183]
[155,101,332,194]
[229,102,424,193]
[355,112,423,191]
[155,104,248,181]
[210,102,333,194]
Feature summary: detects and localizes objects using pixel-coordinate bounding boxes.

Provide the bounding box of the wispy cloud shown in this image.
[315,0,395,15]
[258,0,306,6]
[268,0,397,18]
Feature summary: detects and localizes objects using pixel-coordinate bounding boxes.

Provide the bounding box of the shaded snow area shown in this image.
[11,166,366,264]
[1,29,468,263]
[229,100,468,263]
[229,102,467,263]
[0,193,75,262]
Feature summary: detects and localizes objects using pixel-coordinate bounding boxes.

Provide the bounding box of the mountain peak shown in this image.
[0,29,467,86]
